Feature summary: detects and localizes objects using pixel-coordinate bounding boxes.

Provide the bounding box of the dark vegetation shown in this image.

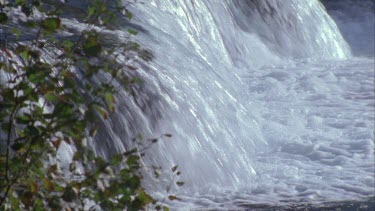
[0,0,181,210]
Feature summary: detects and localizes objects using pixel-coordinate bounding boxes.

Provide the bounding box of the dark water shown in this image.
[239,197,375,211]
[321,0,375,56]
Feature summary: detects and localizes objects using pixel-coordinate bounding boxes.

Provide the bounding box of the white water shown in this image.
[97,0,375,209]
[77,0,374,209]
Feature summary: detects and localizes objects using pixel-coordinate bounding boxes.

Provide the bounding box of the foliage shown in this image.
[0,0,180,210]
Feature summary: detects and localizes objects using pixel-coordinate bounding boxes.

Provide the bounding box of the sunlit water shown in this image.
[117,1,374,209]
[47,0,375,209]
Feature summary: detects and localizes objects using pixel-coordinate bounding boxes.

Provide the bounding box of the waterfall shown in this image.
[80,0,373,208]
[0,0,373,208]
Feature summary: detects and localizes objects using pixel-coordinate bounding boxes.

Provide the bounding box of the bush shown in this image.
[0,0,175,210]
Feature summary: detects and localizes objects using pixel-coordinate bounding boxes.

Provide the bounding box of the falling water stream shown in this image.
[75,0,375,210]
[57,0,374,209]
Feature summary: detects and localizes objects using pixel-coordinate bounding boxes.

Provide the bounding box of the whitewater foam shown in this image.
[1,0,373,209]
[59,0,374,208]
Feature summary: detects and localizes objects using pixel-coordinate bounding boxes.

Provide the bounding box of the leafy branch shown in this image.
[0,0,178,210]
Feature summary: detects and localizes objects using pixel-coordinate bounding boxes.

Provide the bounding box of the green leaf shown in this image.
[131,77,142,84]
[94,105,108,119]
[127,176,140,189]
[87,6,96,17]
[137,133,143,140]
[11,143,25,151]
[124,148,138,156]
[62,40,74,49]
[168,195,181,201]
[171,165,178,172]
[32,0,41,7]
[9,195,21,210]
[53,102,74,118]
[125,10,133,20]
[62,187,77,202]
[15,0,26,6]
[29,181,38,194]
[42,17,61,32]
[2,88,14,100]
[126,155,139,167]
[95,157,107,169]
[63,76,75,88]
[127,42,140,50]
[20,191,33,208]
[163,206,170,211]
[44,93,58,102]
[25,125,39,136]
[11,28,21,38]
[110,154,123,166]
[16,115,30,124]
[0,12,8,25]
[127,29,138,35]
[104,93,115,112]
[83,33,102,57]
[26,62,52,84]
[15,45,29,54]
[48,196,62,210]
[73,151,83,161]
[137,189,155,204]
[34,198,43,210]
[27,20,38,28]
[16,45,31,60]
[1,123,9,132]
[0,155,6,164]
[87,150,95,161]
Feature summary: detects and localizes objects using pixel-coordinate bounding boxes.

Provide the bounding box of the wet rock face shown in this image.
[320,0,375,56]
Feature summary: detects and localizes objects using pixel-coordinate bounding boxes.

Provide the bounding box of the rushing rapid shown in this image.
[61,0,374,209]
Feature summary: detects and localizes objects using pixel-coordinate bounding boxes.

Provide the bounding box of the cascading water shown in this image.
[68,0,373,209]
